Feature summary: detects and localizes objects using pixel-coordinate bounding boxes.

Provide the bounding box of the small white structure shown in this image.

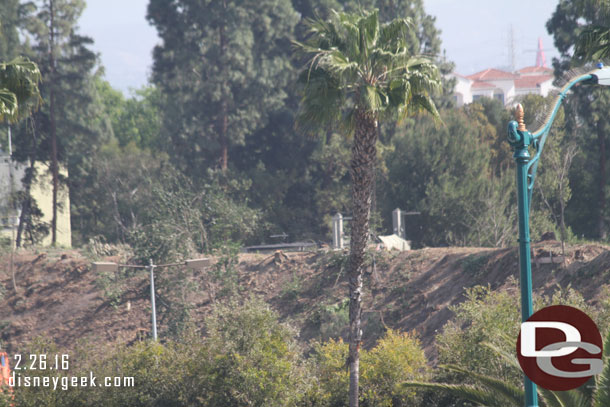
[378,234,411,251]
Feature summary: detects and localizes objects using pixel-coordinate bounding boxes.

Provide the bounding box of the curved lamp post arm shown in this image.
[524,74,594,210]
[509,66,610,213]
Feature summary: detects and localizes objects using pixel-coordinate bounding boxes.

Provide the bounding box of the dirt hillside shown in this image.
[1,241,609,360]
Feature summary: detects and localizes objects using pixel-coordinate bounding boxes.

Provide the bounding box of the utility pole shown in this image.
[147,259,157,341]
[92,258,210,341]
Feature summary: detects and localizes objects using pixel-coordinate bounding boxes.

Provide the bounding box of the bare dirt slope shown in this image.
[0,241,608,359]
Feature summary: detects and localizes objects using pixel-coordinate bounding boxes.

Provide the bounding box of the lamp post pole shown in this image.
[147,259,158,341]
[508,106,537,407]
[507,64,610,407]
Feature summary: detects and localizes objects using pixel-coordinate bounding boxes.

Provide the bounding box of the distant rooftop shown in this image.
[518,66,553,75]
[467,68,520,81]
[515,74,554,89]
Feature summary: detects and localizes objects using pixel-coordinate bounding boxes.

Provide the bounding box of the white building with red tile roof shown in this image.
[450,38,555,107]
[450,65,555,107]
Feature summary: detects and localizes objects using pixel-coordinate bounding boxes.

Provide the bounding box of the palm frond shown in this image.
[592,329,610,407]
[537,386,589,407]
[0,56,42,122]
[441,364,524,404]
[357,9,379,51]
[295,66,345,134]
[379,18,412,50]
[576,25,610,61]
[326,50,359,76]
[0,88,18,120]
[402,381,521,406]
[362,84,386,112]
[407,94,440,121]
[481,341,521,369]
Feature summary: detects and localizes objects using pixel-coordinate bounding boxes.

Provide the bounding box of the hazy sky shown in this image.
[80,0,562,94]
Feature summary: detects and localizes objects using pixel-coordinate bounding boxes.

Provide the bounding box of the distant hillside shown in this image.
[1,241,609,361]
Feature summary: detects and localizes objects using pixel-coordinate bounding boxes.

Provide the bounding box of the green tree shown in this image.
[547,0,610,240]
[147,0,298,172]
[95,79,163,151]
[294,10,440,406]
[384,106,515,247]
[11,0,106,246]
[0,0,21,60]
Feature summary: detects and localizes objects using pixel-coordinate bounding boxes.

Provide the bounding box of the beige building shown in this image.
[0,151,71,247]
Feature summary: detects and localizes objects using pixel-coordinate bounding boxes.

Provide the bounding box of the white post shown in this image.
[148,259,158,341]
[332,213,344,249]
[392,208,404,238]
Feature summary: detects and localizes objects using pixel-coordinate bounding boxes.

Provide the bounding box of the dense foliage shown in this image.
[0,0,606,254]
[3,297,429,407]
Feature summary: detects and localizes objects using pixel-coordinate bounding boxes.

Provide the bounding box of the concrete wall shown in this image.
[0,156,71,247]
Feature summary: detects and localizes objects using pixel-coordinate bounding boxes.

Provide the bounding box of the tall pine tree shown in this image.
[147,0,299,173]
[12,0,107,246]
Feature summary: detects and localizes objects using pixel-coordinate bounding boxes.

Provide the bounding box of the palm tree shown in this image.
[294,9,440,407]
[403,334,610,407]
[0,57,42,123]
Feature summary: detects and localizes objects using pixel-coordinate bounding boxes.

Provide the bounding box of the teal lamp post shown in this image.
[507,64,610,407]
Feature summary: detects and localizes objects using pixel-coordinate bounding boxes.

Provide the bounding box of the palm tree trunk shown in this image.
[348,108,377,407]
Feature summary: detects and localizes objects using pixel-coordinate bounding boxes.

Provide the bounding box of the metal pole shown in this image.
[392,208,404,238]
[508,108,537,407]
[515,144,537,407]
[148,259,158,341]
[332,213,344,249]
[8,125,12,156]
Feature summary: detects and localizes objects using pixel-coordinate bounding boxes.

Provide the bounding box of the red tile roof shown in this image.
[518,66,553,75]
[467,68,519,81]
[471,81,496,89]
[515,75,554,89]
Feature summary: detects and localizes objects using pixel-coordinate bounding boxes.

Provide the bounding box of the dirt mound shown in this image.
[0,242,608,360]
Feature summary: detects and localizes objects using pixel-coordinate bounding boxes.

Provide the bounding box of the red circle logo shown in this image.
[516,305,603,391]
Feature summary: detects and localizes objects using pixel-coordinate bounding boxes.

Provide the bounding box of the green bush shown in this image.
[192,296,308,407]
[435,280,610,396]
[309,329,429,406]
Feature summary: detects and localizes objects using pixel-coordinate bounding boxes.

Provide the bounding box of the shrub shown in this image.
[186,296,309,407]
[310,329,429,406]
